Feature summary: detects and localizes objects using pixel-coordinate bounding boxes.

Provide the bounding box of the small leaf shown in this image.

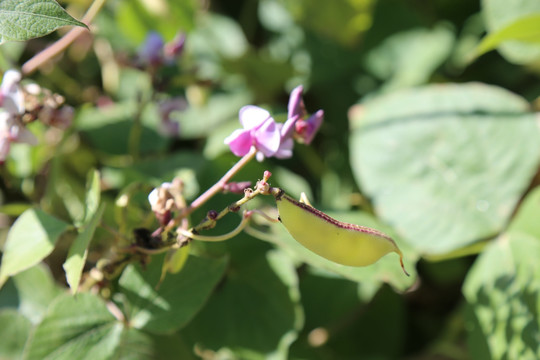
[63,204,105,294]
[83,169,101,224]
[0,0,87,44]
[118,254,228,334]
[23,292,122,360]
[475,13,540,57]
[0,209,69,286]
[159,244,191,285]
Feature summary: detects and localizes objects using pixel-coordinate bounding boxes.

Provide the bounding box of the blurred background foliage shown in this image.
[1,0,540,359]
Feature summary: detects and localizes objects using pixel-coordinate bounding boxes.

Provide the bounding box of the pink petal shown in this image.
[254,118,280,157]
[303,110,324,144]
[287,85,305,120]
[224,128,253,156]
[0,136,10,163]
[275,137,294,159]
[280,115,297,140]
[239,105,271,130]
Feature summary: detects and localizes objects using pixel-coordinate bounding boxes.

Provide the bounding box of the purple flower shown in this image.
[138,32,165,66]
[287,85,323,144]
[138,31,186,67]
[164,33,186,63]
[224,85,323,161]
[224,105,281,160]
[295,109,324,145]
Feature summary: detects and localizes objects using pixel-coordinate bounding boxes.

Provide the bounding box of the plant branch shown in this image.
[21,0,107,75]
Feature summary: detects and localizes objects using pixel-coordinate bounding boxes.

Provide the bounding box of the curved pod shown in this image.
[274,190,408,275]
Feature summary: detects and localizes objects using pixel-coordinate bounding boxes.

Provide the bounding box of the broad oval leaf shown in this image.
[349,83,540,255]
[0,0,87,44]
[0,209,69,286]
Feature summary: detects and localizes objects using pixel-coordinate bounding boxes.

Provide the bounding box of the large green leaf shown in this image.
[23,292,122,360]
[364,25,454,93]
[182,250,303,359]
[0,209,69,286]
[481,0,540,64]
[0,309,32,359]
[350,83,540,255]
[118,254,228,334]
[0,0,86,44]
[463,232,540,359]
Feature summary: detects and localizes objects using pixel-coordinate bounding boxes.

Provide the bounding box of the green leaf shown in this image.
[0,309,32,359]
[182,250,303,359]
[0,264,63,324]
[364,24,454,92]
[481,0,540,64]
[0,209,69,286]
[507,186,540,240]
[83,169,101,224]
[0,0,87,44]
[159,244,191,285]
[118,254,228,334]
[111,328,197,360]
[23,292,122,360]
[476,13,540,57]
[350,83,540,255]
[63,204,105,294]
[463,232,540,359]
[269,210,417,296]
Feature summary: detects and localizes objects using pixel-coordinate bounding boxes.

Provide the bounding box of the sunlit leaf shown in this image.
[0,209,69,286]
[63,204,105,294]
[476,13,540,57]
[0,0,87,44]
[482,0,540,64]
[350,83,540,255]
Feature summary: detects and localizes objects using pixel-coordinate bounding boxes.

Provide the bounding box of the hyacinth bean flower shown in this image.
[224,105,282,161]
[138,31,186,67]
[287,85,324,145]
[225,85,324,160]
[0,70,38,163]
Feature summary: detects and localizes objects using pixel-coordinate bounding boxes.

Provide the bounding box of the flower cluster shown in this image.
[138,31,186,67]
[224,85,323,161]
[0,70,75,164]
